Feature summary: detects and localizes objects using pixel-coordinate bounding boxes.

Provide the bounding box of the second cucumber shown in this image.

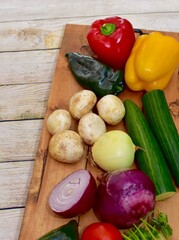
[142,89,179,187]
[124,99,176,201]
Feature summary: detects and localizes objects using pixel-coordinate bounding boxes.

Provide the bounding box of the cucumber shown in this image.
[142,89,179,187]
[38,220,79,240]
[124,99,176,201]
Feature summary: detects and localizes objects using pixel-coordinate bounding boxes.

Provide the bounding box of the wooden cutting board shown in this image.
[19,24,179,240]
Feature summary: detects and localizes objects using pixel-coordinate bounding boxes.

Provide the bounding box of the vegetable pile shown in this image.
[40,15,179,240]
[47,89,126,165]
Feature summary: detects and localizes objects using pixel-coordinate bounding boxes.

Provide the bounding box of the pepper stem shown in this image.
[100,23,116,36]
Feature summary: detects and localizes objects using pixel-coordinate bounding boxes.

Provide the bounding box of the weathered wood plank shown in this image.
[0,120,43,162]
[0,83,50,120]
[0,50,58,85]
[0,208,24,240]
[0,13,179,51]
[0,161,34,208]
[0,20,65,51]
[0,0,179,22]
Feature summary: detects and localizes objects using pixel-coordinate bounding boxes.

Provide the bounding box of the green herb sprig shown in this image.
[122,210,172,240]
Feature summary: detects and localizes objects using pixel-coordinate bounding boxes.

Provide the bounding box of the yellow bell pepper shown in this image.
[125,31,179,91]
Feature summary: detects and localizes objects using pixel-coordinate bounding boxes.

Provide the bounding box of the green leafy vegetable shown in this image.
[122,210,172,240]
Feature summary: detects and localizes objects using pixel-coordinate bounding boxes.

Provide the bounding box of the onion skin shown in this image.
[49,169,97,218]
[93,169,155,229]
[92,130,136,172]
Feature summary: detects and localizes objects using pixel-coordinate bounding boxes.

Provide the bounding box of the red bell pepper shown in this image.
[87,16,135,69]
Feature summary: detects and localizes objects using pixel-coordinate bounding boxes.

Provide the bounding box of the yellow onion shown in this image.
[92,130,136,172]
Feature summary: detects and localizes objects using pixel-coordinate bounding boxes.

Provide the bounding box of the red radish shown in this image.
[49,169,97,218]
[93,169,155,229]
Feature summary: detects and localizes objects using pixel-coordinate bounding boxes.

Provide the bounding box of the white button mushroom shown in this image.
[97,95,125,125]
[49,130,85,163]
[47,109,72,135]
[69,90,97,120]
[78,112,106,145]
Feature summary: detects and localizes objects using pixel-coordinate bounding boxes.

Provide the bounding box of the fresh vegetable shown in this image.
[87,16,135,69]
[69,89,97,120]
[93,169,155,229]
[49,130,85,163]
[122,210,173,240]
[142,89,179,187]
[81,222,122,240]
[92,130,135,172]
[124,99,176,200]
[66,52,125,97]
[96,95,125,125]
[47,109,72,135]
[49,169,97,218]
[125,31,179,91]
[78,112,106,145]
[38,220,79,240]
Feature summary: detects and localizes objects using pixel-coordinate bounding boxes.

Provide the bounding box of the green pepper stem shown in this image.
[100,23,116,36]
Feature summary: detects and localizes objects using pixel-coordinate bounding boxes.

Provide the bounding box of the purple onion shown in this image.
[49,169,97,218]
[93,169,155,229]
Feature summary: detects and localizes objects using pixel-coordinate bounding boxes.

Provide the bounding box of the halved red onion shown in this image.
[93,169,155,229]
[49,169,97,218]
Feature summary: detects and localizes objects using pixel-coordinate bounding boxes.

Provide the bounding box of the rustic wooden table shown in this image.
[0,1,179,239]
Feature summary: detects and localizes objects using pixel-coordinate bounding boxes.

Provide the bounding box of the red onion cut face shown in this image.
[49,169,97,218]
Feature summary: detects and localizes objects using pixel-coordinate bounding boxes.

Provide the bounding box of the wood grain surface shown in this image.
[19,24,179,240]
